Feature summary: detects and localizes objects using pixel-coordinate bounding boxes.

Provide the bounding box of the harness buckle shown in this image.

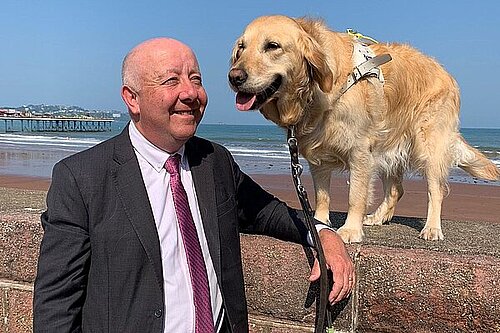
[351,66,363,82]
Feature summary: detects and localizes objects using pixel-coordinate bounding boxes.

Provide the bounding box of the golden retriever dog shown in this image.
[228,15,500,243]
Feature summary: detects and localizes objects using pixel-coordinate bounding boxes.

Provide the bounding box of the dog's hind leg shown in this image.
[418,129,452,240]
[420,170,446,240]
[363,171,404,226]
[416,85,459,240]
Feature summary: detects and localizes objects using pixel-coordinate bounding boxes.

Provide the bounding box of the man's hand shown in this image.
[309,229,355,304]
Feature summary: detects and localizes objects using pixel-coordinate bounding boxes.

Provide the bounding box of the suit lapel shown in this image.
[111,127,164,293]
[186,139,222,281]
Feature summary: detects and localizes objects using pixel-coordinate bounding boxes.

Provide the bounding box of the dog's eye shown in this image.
[265,41,280,51]
[236,48,243,59]
[235,42,245,59]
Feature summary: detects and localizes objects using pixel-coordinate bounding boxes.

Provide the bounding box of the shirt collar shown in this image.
[128,122,186,173]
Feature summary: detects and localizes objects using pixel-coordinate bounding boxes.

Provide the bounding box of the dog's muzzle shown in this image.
[228,68,248,88]
[229,69,282,111]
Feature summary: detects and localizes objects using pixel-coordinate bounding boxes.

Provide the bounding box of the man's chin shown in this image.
[172,126,198,142]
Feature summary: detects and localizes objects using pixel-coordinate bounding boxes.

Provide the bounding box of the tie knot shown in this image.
[165,154,181,175]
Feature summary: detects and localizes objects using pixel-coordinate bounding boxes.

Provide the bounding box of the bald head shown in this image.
[120,37,207,152]
[121,38,197,92]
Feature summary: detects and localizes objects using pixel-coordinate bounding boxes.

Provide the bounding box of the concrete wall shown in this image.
[2,211,500,332]
[1,213,41,333]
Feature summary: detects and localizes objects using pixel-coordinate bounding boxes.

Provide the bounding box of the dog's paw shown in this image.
[419,227,444,241]
[363,214,383,226]
[336,226,364,243]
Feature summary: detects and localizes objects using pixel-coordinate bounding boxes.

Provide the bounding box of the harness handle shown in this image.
[287,126,333,333]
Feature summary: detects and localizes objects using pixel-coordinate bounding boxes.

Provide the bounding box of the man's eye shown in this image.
[191,76,202,84]
[161,77,178,85]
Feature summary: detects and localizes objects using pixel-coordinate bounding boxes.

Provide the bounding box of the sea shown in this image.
[0,118,499,186]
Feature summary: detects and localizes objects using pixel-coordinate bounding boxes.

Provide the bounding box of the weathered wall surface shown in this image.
[2,209,500,332]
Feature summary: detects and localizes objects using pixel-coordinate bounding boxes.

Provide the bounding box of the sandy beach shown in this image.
[1,173,498,224]
[253,174,500,224]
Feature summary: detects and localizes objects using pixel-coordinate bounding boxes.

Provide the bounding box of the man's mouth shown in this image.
[235,75,282,111]
[172,110,195,116]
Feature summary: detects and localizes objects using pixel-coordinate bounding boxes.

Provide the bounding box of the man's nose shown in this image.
[178,81,198,102]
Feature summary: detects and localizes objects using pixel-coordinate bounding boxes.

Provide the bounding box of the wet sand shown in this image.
[1,173,498,224]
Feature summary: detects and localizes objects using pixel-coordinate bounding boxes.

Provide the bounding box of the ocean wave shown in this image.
[228,147,287,155]
[1,129,499,165]
[2,134,498,168]
[0,139,95,149]
[0,133,101,147]
[230,152,290,160]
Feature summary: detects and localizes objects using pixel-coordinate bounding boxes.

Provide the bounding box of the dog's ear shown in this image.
[299,34,333,93]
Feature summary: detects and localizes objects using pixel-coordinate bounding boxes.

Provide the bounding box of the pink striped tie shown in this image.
[165,154,215,333]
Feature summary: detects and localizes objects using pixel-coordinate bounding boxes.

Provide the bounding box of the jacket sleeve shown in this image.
[33,160,91,333]
[221,147,311,246]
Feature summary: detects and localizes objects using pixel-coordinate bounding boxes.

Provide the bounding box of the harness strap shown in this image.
[346,28,379,45]
[339,53,392,96]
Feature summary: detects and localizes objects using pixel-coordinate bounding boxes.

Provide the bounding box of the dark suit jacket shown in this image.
[33,127,311,333]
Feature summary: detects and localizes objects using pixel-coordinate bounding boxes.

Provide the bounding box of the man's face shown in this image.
[130,40,207,152]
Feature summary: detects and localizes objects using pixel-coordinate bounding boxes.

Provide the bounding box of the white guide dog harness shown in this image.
[338,29,392,96]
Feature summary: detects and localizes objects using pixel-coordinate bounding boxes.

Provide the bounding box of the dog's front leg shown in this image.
[310,164,332,225]
[337,152,374,243]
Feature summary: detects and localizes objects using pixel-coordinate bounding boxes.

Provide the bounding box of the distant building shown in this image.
[0,109,19,116]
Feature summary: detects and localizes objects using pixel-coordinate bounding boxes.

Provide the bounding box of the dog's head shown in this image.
[228,15,333,127]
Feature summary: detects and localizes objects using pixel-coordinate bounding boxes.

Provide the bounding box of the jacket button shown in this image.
[154,309,163,318]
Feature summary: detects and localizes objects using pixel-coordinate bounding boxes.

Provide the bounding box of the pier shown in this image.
[0,116,113,133]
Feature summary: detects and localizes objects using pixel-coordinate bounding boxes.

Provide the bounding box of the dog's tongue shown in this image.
[235,92,257,111]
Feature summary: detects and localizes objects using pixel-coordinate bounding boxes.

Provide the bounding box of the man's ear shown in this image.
[121,85,140,118]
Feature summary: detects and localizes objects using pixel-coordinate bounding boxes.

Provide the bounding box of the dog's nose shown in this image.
[228,68,248,87]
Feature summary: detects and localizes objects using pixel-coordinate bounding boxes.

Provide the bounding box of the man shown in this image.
[34,38,354,333]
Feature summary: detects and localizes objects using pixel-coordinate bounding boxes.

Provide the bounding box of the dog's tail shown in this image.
[456,136,500,180]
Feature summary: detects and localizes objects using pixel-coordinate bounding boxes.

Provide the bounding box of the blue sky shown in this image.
[1,1,499,128]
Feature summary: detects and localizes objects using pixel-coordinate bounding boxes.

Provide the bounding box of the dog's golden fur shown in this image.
[228,15,500,242]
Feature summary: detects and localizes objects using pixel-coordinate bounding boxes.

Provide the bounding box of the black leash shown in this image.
[287,126,333,333]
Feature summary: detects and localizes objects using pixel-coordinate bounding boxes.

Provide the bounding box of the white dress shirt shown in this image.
[129,123,224,333]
